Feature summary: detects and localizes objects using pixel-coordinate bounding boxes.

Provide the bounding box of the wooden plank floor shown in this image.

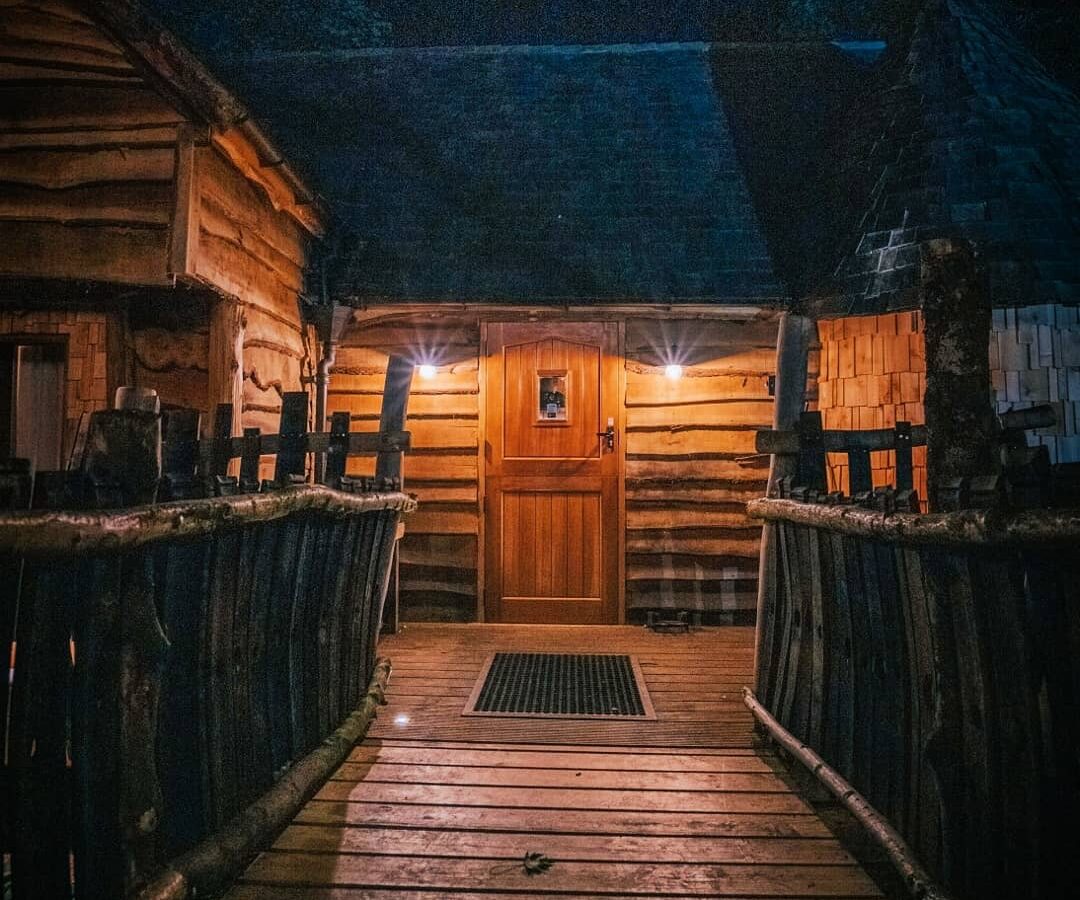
[227,625,882,899]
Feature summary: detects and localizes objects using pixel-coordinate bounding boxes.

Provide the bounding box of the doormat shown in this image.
[463,653,655,719]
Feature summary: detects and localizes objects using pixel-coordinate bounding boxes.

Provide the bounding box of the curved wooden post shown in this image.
[376,355,413,633]
[755,313,814,693]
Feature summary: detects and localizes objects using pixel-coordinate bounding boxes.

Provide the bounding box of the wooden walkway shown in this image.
[226,625,883,898]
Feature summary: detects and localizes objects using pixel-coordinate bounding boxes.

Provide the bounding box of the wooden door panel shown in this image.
[485,321,619,624]
[503,339,601,460]
[501,490,602,601]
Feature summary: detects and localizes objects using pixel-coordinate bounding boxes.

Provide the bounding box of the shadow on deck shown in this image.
[226,625,884,898]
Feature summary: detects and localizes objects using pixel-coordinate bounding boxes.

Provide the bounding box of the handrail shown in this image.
[0,486,416,556]
[743,688,954,900]
[753,498,1079,900]
[2,486,411,899]
[748,497,1080,546]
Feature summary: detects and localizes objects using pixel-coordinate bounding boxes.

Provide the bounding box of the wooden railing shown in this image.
[0,486,415,899]
[748,499,1079,900]
[1,361,419,898]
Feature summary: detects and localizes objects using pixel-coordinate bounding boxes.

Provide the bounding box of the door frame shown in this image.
[477,316,626,624]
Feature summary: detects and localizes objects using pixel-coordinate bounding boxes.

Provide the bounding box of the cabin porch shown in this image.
[224,624,885,899]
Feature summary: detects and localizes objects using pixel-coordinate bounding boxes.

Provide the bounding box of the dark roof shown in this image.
[216,42,838,303]
[826,0,1080,314]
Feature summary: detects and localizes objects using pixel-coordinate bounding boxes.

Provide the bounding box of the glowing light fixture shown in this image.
[418,364,437,380]
[664,364,684,380]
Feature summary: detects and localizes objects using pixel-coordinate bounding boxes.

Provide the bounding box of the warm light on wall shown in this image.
[664,364,683,380]
[418,364,437,379]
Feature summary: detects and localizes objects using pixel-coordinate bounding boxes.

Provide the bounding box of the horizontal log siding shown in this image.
[329,324,481,622]
[0,0,179,285]
[991,304,1080,464]
[191,144,314,436]
[817,313,928,504]
[624,317,778,617]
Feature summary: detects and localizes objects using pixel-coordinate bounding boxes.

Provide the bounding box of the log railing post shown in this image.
[274,392,309,486]
[376,355,414,634]
[755,313,814,689]
[920,239,997,511]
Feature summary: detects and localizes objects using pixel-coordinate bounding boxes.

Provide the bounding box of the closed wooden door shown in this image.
[484,322,620,624]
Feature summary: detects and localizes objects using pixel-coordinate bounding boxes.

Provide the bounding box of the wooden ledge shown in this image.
[747,498,1080,547]
[0,486,416,557]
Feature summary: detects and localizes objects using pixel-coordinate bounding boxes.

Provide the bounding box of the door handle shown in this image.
[596,425,615,451]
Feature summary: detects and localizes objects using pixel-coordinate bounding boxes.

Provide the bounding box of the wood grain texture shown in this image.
[225,624,882,899]
[330,323,484,622]
[485,322,620,624]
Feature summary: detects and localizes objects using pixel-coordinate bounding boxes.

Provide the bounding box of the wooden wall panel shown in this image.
[131,323,209,414]
[0,1,179,286]
[624,317,778,618]
[333,314,778,623]
[0,307,119,462]
[991,304,1080,464]
[191,144,314,435]
[330,322,482,622]
[817,313,928,504]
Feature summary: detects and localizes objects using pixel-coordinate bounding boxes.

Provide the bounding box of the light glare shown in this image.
[418,364,437,380]
[664,364,683,380]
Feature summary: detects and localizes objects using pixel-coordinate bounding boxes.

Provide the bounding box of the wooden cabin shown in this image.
[0,0,323,476]
[208,39,887,627]
[2,2,1079,900]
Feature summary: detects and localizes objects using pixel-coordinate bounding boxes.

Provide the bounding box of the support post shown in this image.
[206,300,244,441]
[919,239,997,511]
[755,313,814,685]
[376,355,414,634]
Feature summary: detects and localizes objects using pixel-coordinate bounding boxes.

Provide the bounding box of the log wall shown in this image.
[334,313,779,623]
[816,312,928,503]
[623,317,778,618]
[190,143,315,435]
[0,0,319,445]
[0,0,180,286]
[328,321,481,622]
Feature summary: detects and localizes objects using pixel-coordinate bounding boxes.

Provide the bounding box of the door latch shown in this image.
[596,417,616,451]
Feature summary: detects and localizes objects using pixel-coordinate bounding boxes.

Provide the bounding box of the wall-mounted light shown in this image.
[665,364,684,380]
[418,364,437,380]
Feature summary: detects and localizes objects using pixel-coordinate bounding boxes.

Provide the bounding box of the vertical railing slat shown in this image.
[10,561,75,900]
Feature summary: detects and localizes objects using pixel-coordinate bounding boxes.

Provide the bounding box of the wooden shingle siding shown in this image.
[329,323,482,622]
[817,313,928,503]
[0,308,117,459]
[624,318,777,616]
[991,304,1080,464]
[0,0,180,285]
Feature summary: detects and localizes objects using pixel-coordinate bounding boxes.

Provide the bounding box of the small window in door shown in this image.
[1,341,65,471]
[537,371,568,423]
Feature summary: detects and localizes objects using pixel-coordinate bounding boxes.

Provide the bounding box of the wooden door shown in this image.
[484,322,620,624]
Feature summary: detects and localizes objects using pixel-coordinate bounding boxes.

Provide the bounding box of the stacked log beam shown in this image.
[624,317,778,617]
[328,323,481,622]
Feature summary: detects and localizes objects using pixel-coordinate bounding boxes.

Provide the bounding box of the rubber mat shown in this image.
[462,652,655,719]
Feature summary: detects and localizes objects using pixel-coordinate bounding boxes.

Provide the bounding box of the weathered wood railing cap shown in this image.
[0,485,417,557]
[748,497,1080,547]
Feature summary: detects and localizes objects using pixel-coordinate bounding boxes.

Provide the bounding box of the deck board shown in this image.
[226,625,883,899]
